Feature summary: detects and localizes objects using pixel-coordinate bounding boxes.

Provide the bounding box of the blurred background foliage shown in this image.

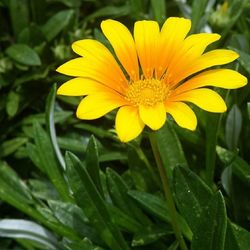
[0,0,250,249]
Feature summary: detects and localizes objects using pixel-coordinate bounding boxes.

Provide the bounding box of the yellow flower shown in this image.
[57,17,247,142]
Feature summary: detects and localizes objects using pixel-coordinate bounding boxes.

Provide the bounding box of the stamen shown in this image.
[125,78,169,106]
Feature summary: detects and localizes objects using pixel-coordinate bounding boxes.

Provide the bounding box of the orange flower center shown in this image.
[125,79,169,106]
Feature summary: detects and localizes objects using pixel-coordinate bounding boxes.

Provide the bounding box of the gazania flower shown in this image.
[57,17,247,142]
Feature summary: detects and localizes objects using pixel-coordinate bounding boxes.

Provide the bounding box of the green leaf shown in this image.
[129,0,146,20]
[74,123,115,139]
[0,219,59,250]
[173,167,213,233]
[29,179,59,200]
[167,241,179,250]
[247,102,250,120]
[191,192,227,250]
[33,122,71,202]
[132,225,172,246]
[191,0,209,32]
[65,152,129,250]
[65,240,103,250]
[217,147,250,186]
[225,104,242,150]
[42,10,74,41]
[128,190,192,240]
[106,168,150,225]
[99,151,127,162]
[107,204,141,233]
[22,111,72,125]
[232,47,250,74]
[0,137,28,157]
[6,91,20,117]
[150,0,166,24]
[128,190,171,222]
[152,122,188,179]
[48,200,103,244]
[225,221,250,250]
[46,84,65,170]
[85,136,103,196]
[86,5,130,21]
[0,161,33,204]
[57,136,88,153]
[6,44,41,66]
[9,0,29,37]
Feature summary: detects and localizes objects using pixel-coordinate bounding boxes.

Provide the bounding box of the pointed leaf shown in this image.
[85,136,103,196]
[33,122,71,202]
[106,168,150,225]
[0,219,59,250]
[191,192,227,250]
[42,10,74,41]
[225,104,242,150]
[173,167,213,233]
[65,152,129,250]
[6,44,41,66]
[128,190,192,240]
[225,221,250,250]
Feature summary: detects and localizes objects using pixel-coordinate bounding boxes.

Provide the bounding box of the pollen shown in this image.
[125,78,169,106]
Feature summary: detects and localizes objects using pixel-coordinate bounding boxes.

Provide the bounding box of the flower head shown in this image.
[57,17,247,142]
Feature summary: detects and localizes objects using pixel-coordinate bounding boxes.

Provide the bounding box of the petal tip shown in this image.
[57,86,63,95]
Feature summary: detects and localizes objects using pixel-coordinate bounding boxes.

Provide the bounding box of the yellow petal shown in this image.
[72,39,127,85]
[101,19,139,81]
[167,33,221,84]
[56,58,126,94]
[156,17,191,78]
[175,69,248,94]
[170,88,227,113]
[165,102,197,130]
[182,33,221,57]
[173,49,239,84]
[134,20,159,78]
[57,78,112,96]
[139,102,166,130]
[115,106,144,142]
[76,92,128,120]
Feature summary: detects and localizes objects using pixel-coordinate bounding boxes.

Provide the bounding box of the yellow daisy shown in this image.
[57,17,247,142]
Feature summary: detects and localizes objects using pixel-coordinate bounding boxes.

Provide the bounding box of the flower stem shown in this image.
[149,133,188,250]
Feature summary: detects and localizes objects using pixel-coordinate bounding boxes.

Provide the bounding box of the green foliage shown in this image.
[0,0,250,249]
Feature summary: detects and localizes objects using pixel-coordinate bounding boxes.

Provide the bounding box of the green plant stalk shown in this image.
[149,133,188,250]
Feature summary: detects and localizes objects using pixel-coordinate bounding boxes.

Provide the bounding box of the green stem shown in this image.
[149,133,188,250]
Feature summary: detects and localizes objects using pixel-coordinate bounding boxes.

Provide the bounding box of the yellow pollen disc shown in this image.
[125,79,168,106]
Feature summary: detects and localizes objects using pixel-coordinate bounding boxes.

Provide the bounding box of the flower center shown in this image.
[125,79,168,106]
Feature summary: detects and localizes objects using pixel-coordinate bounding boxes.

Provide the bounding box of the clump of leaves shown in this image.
[0,0,250,249]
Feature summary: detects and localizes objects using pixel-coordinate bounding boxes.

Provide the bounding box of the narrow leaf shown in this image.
[191,192,227,250]
[6,44,41,66]
[173,167,213,233]
[225,104,242,150]
[106,168,150,225]
[0,219,59,250]
[225,221,250,250]
[46,84,65,170]
[42,10,74,41]
[65,152,129,250]
[33,122,71,202]
[85,136,103,196]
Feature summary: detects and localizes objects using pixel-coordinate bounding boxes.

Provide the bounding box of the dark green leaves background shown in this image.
[0,0,250,249]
